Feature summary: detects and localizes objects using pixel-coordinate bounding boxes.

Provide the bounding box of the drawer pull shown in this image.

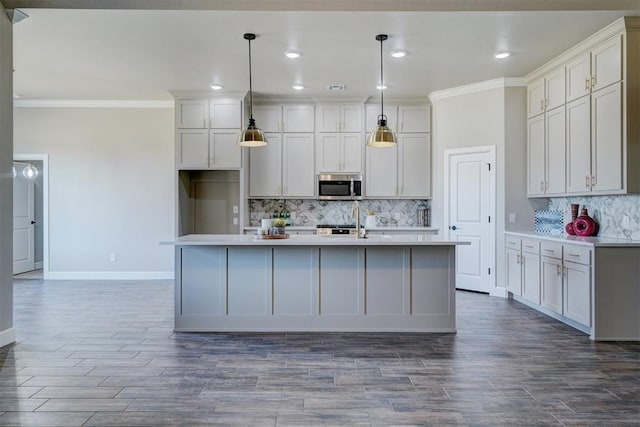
[525,245,534,249]
[544,249,555,252]
[567,253,580,257]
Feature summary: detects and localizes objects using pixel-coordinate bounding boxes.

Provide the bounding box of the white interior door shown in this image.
[13,162,36,275]
[445,147,495,293]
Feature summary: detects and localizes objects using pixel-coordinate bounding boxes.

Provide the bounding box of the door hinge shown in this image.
[488,216,491,223]
[488,267,491,275]
[487,163,491,171]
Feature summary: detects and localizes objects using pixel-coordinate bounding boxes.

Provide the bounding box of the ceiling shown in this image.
[8,0,640,101]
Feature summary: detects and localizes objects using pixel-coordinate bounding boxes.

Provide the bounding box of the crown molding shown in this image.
[428,77,526,103]
[13,99,174,108]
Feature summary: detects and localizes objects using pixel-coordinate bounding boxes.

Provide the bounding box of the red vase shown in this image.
[565,222,576,235]
[574,208,597,236]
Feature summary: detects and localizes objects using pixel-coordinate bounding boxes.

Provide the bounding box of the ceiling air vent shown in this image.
[326,84,346,91]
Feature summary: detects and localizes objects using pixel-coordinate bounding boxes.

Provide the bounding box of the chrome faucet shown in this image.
[351,200,361,238]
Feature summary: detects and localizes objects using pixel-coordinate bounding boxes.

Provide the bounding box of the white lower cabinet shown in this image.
[506,234,594,334]
[541,255,563,314]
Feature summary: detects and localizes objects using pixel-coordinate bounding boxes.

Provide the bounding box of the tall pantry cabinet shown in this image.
[526,17,640,198]
[173,96,245,236]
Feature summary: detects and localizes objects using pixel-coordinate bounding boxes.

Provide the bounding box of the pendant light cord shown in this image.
[248,37,254,121]
[380,36,384,119]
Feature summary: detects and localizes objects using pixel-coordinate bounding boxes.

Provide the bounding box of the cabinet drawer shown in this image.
[563,244,591,265]
[521,239,540,255]
[540,241,563,259]
[505,236,521,249]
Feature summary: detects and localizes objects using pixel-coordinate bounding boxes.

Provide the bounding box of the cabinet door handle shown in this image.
[540,181,544,191]
[591,75,596,88]
[585,77,590,91]
[585,176,590,188]
[516,254,521,264]
[203,119,206,128]
[591,175,596,188]
[556,264,561,276]
[540,99,545,111]
[563,267,568,277]
[545,99,549,108]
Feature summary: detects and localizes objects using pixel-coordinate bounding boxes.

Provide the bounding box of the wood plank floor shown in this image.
[1,276,639,426]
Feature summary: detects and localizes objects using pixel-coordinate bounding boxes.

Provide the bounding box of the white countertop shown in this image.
[242,226,439,232]
[164,233,467,247]
[505,231,640,248]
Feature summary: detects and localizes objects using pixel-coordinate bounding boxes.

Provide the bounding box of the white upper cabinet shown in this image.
[176,129,240,169]
[283,105,314,132]
[209,131,241,169]
[566,35,622,103]
[398,105,430,133]
[249,133,282,197]
[316,104,362,132]
[591,35,623,91]
[248,133,315,198]
[527,115,546,196]
[365,104,398,131]
[210,99,242,129]
[253,104,314,133]
[315,133,362,174]
[176,100,209,129]
[527,67,565,118]
[398,133,431,198]
[282,134,315,197]
[366,133,430,198]
[253,105,282,132]
[177,129,209,168]
[526,19,638,198]
[566,52,592,103]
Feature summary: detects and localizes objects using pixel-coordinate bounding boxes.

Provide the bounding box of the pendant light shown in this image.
[237,33,267,147]
[367,34,397,148]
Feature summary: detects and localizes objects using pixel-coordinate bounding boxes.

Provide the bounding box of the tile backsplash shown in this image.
[549,195,640,240]
[249,199,430,227]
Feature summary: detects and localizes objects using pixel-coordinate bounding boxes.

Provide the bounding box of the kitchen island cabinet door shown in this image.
[249,133,282,197]
[282,133,315,198]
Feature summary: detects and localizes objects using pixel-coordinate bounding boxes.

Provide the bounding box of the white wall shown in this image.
[431,81,533,293]
[13,106,175,279]
[0,0,15,347]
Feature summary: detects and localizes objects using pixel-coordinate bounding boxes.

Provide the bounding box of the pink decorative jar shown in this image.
[573,208,598,236]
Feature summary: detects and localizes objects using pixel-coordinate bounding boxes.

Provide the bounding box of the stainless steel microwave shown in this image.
[316,174,363,200]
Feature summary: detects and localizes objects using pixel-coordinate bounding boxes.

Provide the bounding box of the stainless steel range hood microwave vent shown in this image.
[316,174,363,200]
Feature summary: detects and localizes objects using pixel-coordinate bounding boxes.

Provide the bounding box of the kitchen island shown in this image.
[165,234,469,332]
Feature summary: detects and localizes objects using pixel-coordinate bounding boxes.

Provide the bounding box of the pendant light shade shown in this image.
[238,33,267,147]
[367,34,397,148]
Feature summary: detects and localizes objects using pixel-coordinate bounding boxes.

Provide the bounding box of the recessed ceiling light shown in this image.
[391,50,407,58]
[376,84,388,90]
[285,51,301,59]
[292,84,304,91]
[210,84,223,90]
[494,51,511,59]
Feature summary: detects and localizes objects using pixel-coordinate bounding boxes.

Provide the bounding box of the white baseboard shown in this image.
[44,271,174,280]
[0,328,16,348]
[491,286,508,298]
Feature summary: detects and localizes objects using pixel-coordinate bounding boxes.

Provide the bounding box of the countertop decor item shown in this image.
[574,208,598,236]
[565,203,580,235]
[535,210,563,235]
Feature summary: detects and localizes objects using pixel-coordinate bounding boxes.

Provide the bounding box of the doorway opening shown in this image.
[13,154,48,279]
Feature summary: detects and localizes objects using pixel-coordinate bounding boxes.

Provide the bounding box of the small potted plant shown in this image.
[272,218,287,235]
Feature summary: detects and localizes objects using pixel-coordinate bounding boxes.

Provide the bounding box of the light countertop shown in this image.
[242,226,439,232]
[164,234,467,247]
[505,231,640,248]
